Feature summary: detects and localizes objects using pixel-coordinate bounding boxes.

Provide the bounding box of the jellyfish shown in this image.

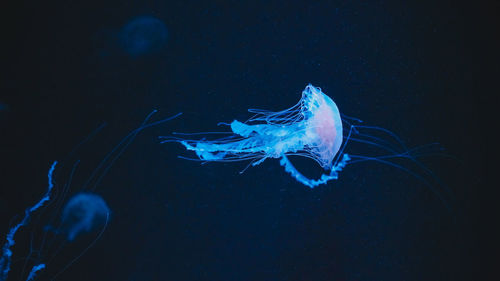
[163,84,444,191]
[58,193,110,242]
[119,16,168,57]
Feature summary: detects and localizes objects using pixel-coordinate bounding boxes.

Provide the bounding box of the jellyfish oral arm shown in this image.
[279,154,350,188]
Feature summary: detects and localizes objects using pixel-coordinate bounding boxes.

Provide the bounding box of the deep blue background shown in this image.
[0,1,496,280]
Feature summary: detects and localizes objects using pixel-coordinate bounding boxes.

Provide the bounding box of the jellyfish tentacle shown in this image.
[26,263,45,281]
[279,154,350,188]
[0,161,57,281]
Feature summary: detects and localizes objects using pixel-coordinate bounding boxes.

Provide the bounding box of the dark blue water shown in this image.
[1,1,494,280]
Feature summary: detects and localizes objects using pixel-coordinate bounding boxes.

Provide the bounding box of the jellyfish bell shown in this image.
[60,193,110,242]
[119,16,168,57]
[301,84,343,170]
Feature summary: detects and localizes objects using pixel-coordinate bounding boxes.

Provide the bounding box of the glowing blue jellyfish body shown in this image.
[166,84,444,191]
[60,193,110,241]
[166,85,350,188]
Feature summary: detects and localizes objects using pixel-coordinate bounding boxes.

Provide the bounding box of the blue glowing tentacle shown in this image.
[84,111,182,191]
[0,161,57,281]
[279,154,350,188]
[50,211,109,281]
[26,263,45,281]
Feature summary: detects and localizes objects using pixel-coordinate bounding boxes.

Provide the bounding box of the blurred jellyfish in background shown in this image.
[0,111,179,281]
[119,16,168,57]
[58,193,110,242]
[0,103,8,121]
[0,103,8,117]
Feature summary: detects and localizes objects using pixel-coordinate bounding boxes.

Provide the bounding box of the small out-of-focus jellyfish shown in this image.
[119,16,168,57]
[163,84,443,191]
[59,193,110,242]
